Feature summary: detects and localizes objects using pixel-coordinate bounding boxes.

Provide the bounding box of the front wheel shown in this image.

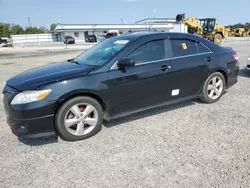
[200,72,225,103]
[55,96,104,141]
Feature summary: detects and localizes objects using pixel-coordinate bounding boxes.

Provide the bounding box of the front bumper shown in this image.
[7,115,55,138]
[3,85,56,138]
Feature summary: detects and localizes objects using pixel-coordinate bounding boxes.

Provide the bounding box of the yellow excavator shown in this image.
[176,13,228,45]
[231,28,237,36]
[226,28,233,37]
[233,28,248,37]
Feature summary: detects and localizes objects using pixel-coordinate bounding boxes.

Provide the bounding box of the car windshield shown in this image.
[74,38,130,66]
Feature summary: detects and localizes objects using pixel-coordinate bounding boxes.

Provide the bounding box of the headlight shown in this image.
[11,89,52,105]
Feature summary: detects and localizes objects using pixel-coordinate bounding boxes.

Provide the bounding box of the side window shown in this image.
[197,42,211,53]
[170,39,198,57]
[125,40,165,64]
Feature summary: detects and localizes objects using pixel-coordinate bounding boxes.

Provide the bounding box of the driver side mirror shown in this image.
[117,58,135,69]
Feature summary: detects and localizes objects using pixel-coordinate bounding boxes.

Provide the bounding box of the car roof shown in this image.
[111,31,220,51]
[113,31,204,41]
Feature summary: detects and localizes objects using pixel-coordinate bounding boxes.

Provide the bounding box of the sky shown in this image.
[0,0,250,28]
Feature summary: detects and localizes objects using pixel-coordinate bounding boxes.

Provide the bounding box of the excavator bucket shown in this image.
[176,14,185,22]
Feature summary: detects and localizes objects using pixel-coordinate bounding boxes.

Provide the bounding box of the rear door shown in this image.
[167,38,212,99]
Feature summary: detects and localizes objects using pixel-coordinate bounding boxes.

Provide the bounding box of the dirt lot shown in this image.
[0,41,250,188]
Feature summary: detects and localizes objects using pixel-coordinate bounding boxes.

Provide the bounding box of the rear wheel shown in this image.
[200,72,225,103]
[213,33,223,45]
[55,96,104,141]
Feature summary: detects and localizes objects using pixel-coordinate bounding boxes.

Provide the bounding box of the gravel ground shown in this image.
[0,41,250,188]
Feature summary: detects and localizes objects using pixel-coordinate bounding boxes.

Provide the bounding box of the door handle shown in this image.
[206,57,213,62]
[160,65,171,71]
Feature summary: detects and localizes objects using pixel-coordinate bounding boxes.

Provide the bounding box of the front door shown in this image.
[107,39,172,115]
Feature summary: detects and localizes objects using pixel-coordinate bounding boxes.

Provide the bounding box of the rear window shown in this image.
[171,39,198,57]
[197,42,211,53]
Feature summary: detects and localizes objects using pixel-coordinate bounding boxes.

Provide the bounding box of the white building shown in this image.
[54,18,187,42]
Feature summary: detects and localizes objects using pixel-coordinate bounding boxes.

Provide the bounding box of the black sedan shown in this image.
[3,32,239,141]
[0,37,8,44]
[85,35,97,43]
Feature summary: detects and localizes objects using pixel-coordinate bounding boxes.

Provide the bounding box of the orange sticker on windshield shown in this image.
[182,43,187,50]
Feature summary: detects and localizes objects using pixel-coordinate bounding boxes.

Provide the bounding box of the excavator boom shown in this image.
[176,13,226,45]
[176,14,203,35]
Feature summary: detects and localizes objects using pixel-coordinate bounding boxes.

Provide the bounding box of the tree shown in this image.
[0,23,11,37]
[0,24,3,37]
[50,23,57,32]
[11,24,24,35]
[2,24,10,37]
[0,23,58,36]
[226,22,250,29]
[39,27,47,33]
[25,26,34,34]
[25,26,45,34]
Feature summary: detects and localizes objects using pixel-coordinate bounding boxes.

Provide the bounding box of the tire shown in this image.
[200,72,225,103]
[55,96,104,141]
[213,33,223,45]
[242,32,247,37]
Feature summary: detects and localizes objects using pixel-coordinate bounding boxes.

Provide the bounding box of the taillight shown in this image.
[232,54,239,61]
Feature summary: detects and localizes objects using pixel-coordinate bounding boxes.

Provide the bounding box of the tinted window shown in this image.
[197,42,211,53]
[75,38,130,66]
[171,39,198,57]
[126,40,165,64]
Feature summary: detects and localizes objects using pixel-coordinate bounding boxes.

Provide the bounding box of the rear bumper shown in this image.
[227,76,238,88]
[247,58,250,70]
[226,61,239,88]
[64,40,75,44]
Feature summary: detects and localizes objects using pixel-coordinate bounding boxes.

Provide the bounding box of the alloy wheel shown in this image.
[64,103,98,136]
[207,76,223,100]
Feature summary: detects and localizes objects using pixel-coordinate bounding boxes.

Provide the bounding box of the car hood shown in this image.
[7,61,96,91]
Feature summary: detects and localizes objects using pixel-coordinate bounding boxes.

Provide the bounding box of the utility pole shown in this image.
[27,17,31,27]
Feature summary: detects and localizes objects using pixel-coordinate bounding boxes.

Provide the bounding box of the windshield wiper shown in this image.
[67,58,79,64]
